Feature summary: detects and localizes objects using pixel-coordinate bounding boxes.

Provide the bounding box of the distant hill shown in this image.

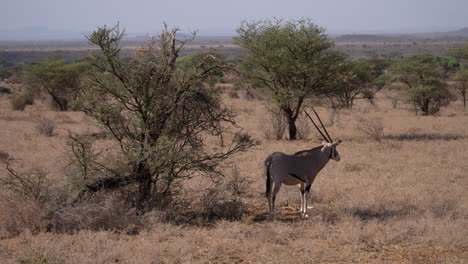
[333,27,468,43]
[1,28,467,65]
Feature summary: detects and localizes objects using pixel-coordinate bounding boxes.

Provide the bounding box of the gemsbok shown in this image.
[264,108,342,218]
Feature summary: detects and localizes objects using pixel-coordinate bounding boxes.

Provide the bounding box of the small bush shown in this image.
[261,108,287,140]
[225,166,253,197]
[0,86,12,95]
[35,118,56,137]
[0,150,9,162]
[405,85,455,115]
[344,162,366,172]
[84,130,110,140]
[198,188,247,222]
[0,157,52,205]
[0,193,43,238]
[11,91,34,110]
[355,116,386,144]
[45,196,143,234]
[296,114,312,140]
[386,95,399,109]
[228,90,240,98]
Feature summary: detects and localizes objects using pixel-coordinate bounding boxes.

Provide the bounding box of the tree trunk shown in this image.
[421,99,430,115]
[285,112,298,140]
[136,161,153,211]
[287,117,297,140]
[463,92,466,111]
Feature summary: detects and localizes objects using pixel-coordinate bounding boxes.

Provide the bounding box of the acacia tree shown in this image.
[24,56,90,110]
[390,53,455,115]
[236,18,344,140]
[74,25,255,209]
[322,60,373,109]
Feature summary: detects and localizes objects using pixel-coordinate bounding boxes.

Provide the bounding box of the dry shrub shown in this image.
[224,165,253,197]
[13,231,65,264]
[35,118,56,137]
[161,169,252,225]
[0,193,44,239]
[355,116,386,144]
[386,94,400,109]
[328,108,341,126]
[0,150,9,161]
[82,130,110,140]
[228,90,240,98]
[261,108,286,140]
[197,188,247,222]
[344,162,367,172]
[155,168,252,226]
[53,114,77,124]
[45,196,143,234]
[0,156,52,204]
[195,168,252,222]
[16,248,63,264]
[296,114,311,139]
[0,156,56,238]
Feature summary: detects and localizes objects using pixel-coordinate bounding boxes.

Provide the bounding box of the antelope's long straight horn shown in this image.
[311,107,333,143]
[302,109,330,143]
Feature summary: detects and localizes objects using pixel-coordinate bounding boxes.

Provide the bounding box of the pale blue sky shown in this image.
[1,0,467,40]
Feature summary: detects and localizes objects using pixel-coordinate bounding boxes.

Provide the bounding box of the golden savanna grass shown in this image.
[0,81,467,263]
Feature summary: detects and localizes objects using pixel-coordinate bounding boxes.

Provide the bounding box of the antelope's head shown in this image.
[321,140,342,161]
[303,108,343,162]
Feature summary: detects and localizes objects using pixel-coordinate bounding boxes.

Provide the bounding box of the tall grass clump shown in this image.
[11,91,34,110]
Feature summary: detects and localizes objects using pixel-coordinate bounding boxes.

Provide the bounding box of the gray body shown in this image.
[264,141,341,218]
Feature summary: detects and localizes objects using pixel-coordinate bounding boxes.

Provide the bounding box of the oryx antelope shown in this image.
[264,108,342,218]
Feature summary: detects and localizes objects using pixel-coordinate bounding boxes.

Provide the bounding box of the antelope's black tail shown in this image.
[264,155,272,197]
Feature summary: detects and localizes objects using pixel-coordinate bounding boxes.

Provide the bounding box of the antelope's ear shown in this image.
[321,142,331,152]
[332,140,343,147]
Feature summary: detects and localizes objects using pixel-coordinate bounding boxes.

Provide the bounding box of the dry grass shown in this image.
[1,81,467,263]
[35,117,56,137]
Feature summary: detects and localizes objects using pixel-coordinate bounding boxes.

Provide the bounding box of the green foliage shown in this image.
[372,74,391,90]
[73,24,256,209]
[405,85,455,115]
[434,56,460,73]
[453,68,468,110]
[11,91,34,110]
[390,53,454,115]
[323,60,373,108]
[235,18,344,139]
[177,51,226,86]
[0,66,13,80]
[448,41,468,61]
[367,58,393,77]
[24,55,90,111]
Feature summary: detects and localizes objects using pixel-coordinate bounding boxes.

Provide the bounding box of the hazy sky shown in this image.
[1,0,467,40]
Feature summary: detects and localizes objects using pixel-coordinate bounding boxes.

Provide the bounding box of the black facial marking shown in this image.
[330,147,336,159]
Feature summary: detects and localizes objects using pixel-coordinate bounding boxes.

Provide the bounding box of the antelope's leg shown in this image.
[299,183,305,214]
[271,183,282,218]
[304,183,312,217]
[267,181,273,215]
